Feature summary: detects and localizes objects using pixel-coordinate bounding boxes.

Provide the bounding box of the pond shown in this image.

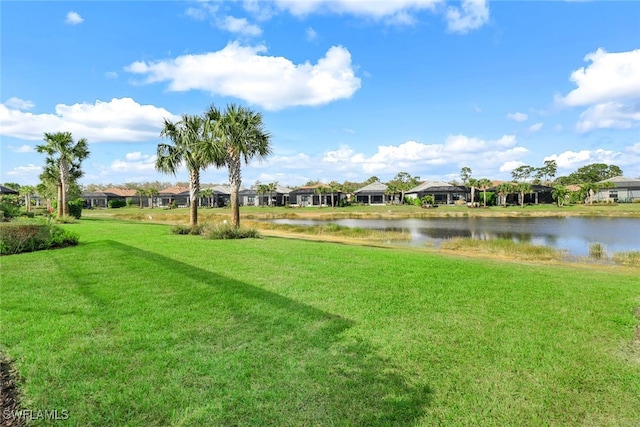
[269,216,640,257]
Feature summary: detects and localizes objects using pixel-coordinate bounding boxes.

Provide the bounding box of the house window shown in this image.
[609,190,618,199]
[247,196,255,205]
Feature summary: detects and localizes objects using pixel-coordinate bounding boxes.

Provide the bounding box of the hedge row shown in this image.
[0,222,79,255]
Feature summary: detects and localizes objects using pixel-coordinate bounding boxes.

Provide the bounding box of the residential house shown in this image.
[289,184,342,207]
[157,186,190,208]
[82,188,139,208]
[240,185,292,207]
[405,181,468,205]
[0,185,19,195]
[354,181,391,205]
[593,176,640,202]
[200,185,231,207]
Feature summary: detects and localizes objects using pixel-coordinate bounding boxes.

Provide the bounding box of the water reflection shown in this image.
[269,217,640,257]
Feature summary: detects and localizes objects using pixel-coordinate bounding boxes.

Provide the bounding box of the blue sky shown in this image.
[2,1,639,188]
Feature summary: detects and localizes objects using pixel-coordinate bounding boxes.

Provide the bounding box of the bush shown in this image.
[68,198,83,219]
[108,199,127,209]
[170,224,204,235]
[55,216,77,224]
[203,222,261,240]
[0,222,79,255]
[0,196,21,221]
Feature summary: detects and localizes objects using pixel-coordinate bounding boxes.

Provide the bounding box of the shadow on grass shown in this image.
[51,239,432,426]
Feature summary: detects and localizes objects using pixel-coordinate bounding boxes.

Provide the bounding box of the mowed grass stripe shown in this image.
[1,218,639,426]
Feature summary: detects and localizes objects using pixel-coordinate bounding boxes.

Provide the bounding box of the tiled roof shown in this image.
[355,181,387,193]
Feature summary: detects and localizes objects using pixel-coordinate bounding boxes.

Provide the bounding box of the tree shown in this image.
[477,178,492,207]
[136,188,146,208]
[3,183,21,191]
[147,188,159,208]
[535,160,557,185]
[36,132,89,218]
[207,104,272,229]
[460,167,472,186]
[157,114,218,227]
[511,165,535,183]
[551,185,568,207]
[515,182,532,207]
[328,181,341,208]
[600,181,615,203]
[385,183,399,205]
[496,182,514,207]
[19,185,36,213]
[315,185,327,208]
[257,182,269,207]
[568,163,622,183]
[267,182,278,207]
[389,172,420,204]
[199,188,213,208]
[468,178,479,206]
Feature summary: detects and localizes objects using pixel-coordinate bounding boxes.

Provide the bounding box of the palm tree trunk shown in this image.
[189,170,200,227]
[58,161,68,218]
[228,154,242,229]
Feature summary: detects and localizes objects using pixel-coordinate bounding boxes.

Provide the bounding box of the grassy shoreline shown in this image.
[1,218,639,425]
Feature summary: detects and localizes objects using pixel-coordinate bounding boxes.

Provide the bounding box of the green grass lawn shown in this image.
[1,218,639,426]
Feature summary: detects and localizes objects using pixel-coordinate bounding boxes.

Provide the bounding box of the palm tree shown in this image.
[496,182,514,207]
[19,185,36,213]
[267,182,278,207]
[207,104,272,229]
[515,182,532,207]
[315,186,323,208]
[599,181,615,203]
[328,181,341,208]
[551,185,568,207]
[477,178,492,207]
[468,178,479,207]
[157,114,220,227]
[36,132,89,218]
[257,183,269,207]
[199,188,214,208]
[135,188,146,208]
[146,188,159,209]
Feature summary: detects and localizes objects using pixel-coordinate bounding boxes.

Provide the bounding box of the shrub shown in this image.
[108,199,127,209]
[203,222,260,240]
[612,251,640,267]
[170,224,204,235]
[0,222,79,255]
[68,198,84,219]
[0,195,21,221]
[55,216,77,224]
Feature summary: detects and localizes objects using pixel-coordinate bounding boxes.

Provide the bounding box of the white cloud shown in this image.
[126,42,361,110]
[7,144,33,153]
[319,134,526,176]
[445,0,489,34]
[65,11,83,25]
[506,112,528,122]
[528,122,544,133]
[306,27,318,41]
[273,0,440,21]
[576,102,640,132]
[6,164,42,177]
[0,97,178,142]
[499,161,524,173]
[111,153,157,173]
[559,49,640,107]
[557,48,640,132]
[4,97,34,110]
[545,149,622,170]
[628,142,640,154]
[105,71,118,79]
[217,16,262,36]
